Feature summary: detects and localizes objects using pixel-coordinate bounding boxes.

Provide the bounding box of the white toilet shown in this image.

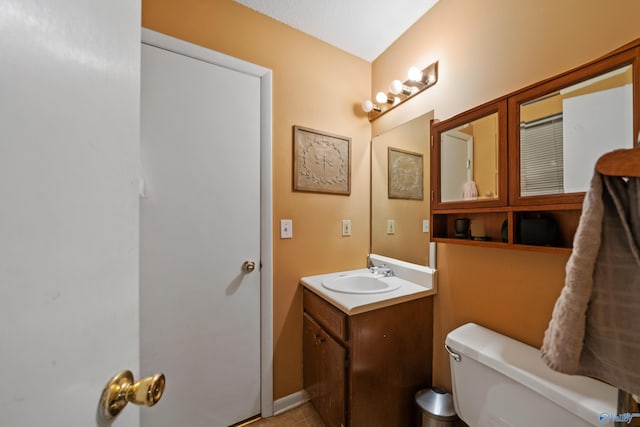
[445,323,617,427]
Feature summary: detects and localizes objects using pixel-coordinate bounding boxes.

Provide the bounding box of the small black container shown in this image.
[454,218,470,239]
[519,217,557,246]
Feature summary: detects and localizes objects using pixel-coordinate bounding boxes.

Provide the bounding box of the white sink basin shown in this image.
[321,274,401,294]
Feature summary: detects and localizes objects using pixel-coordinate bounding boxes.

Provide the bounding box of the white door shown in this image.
[441,131,473,201]
[140,33,269,426]
[0,1,141,426]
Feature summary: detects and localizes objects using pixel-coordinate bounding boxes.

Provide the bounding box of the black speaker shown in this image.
[519,217,557,246]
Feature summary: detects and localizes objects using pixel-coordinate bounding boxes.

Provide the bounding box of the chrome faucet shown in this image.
[369,264,394,277]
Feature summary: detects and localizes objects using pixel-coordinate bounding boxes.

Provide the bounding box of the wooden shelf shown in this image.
[432,206,579,253]
[432,237,511,249]
[432,236,573,254]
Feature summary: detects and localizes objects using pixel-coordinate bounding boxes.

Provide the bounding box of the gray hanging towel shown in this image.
[541,171,640,396]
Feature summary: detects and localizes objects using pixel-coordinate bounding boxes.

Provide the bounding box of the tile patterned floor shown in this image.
[248,402,325,426]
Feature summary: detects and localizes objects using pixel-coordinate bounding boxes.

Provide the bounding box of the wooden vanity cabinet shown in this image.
[303,288,433,427]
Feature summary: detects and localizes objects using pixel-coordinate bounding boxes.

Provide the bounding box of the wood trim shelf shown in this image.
[432,206,581,253]
[432,203,583,214]
[433,237,573,254]
[432,237,510,249]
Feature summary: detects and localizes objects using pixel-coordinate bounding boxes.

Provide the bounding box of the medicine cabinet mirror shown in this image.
[431,101,508,210]
[430,40,640,252]
[509,49,638,205]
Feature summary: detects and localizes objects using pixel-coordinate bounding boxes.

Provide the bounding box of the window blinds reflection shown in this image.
[520,114,564,196]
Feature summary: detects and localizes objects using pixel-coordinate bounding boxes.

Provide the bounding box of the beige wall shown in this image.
[373,0,640,389]
[142,0,371,399]
[143,0,640,401]
[472,114,499,199]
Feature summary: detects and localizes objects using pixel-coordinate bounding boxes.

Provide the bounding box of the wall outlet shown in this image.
[423,219,430,233]
[387,219,395,235]
[280,219,293,239]
[342,219,351,236]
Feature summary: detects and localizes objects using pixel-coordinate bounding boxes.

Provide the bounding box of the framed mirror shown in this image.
[431,100,508,209]
[371,113,432,266]
[509,49,639,205]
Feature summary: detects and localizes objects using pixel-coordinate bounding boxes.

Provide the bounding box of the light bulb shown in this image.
[389,80,404,95]
[390,80,413,96]
[375,91,389,104]
[362,99,374,113]
[407,66,423,82]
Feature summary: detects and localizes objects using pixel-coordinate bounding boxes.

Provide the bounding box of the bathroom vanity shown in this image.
[300,268,435,427]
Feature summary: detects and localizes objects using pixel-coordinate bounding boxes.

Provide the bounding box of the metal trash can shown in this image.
[415,387,461,427]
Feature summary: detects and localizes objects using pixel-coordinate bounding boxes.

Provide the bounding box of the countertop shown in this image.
[300,268,436,315]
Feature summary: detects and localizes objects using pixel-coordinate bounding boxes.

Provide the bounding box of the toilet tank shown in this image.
[445,323,617,427]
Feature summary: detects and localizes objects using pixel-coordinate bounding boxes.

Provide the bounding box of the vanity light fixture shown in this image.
[375,91,395,105]
[362,61,438,121]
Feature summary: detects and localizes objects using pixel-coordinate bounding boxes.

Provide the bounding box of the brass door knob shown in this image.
[100,370,166,420]
[243,260,256,272]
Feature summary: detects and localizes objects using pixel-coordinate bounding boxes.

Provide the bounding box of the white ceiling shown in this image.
[231,0,439,62]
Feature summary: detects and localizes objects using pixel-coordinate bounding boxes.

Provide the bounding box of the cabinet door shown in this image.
[320,327,346,427]
[431,100,508,210]
[349,297,433,426]
[303,313,322,408]
[303,313,346,427]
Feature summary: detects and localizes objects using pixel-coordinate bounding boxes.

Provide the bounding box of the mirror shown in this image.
[371,113,432,266]
[440,112,500,202]
[511,51,636,203]
[431,101,508,209]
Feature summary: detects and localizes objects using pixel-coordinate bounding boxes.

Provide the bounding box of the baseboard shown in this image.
[272,390,310,416]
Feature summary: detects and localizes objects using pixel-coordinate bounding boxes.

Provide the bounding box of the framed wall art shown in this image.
[388,147,424,200]
[293,125,351,195]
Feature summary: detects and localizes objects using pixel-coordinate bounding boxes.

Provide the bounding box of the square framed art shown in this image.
[293,125,351,195]
[388,147,424,200]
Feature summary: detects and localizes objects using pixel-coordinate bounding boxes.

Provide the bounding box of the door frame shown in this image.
[141,28,274,417]
[441,130,474,201]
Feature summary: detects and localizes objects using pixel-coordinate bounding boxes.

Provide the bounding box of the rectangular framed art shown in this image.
[293,125,351,195]
[388,147,424,200]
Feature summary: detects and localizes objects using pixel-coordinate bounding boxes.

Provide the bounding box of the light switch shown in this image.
[280,219,293,239]
[423,219,430,233]
[387,219,395,235]
[342,219,351,236]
